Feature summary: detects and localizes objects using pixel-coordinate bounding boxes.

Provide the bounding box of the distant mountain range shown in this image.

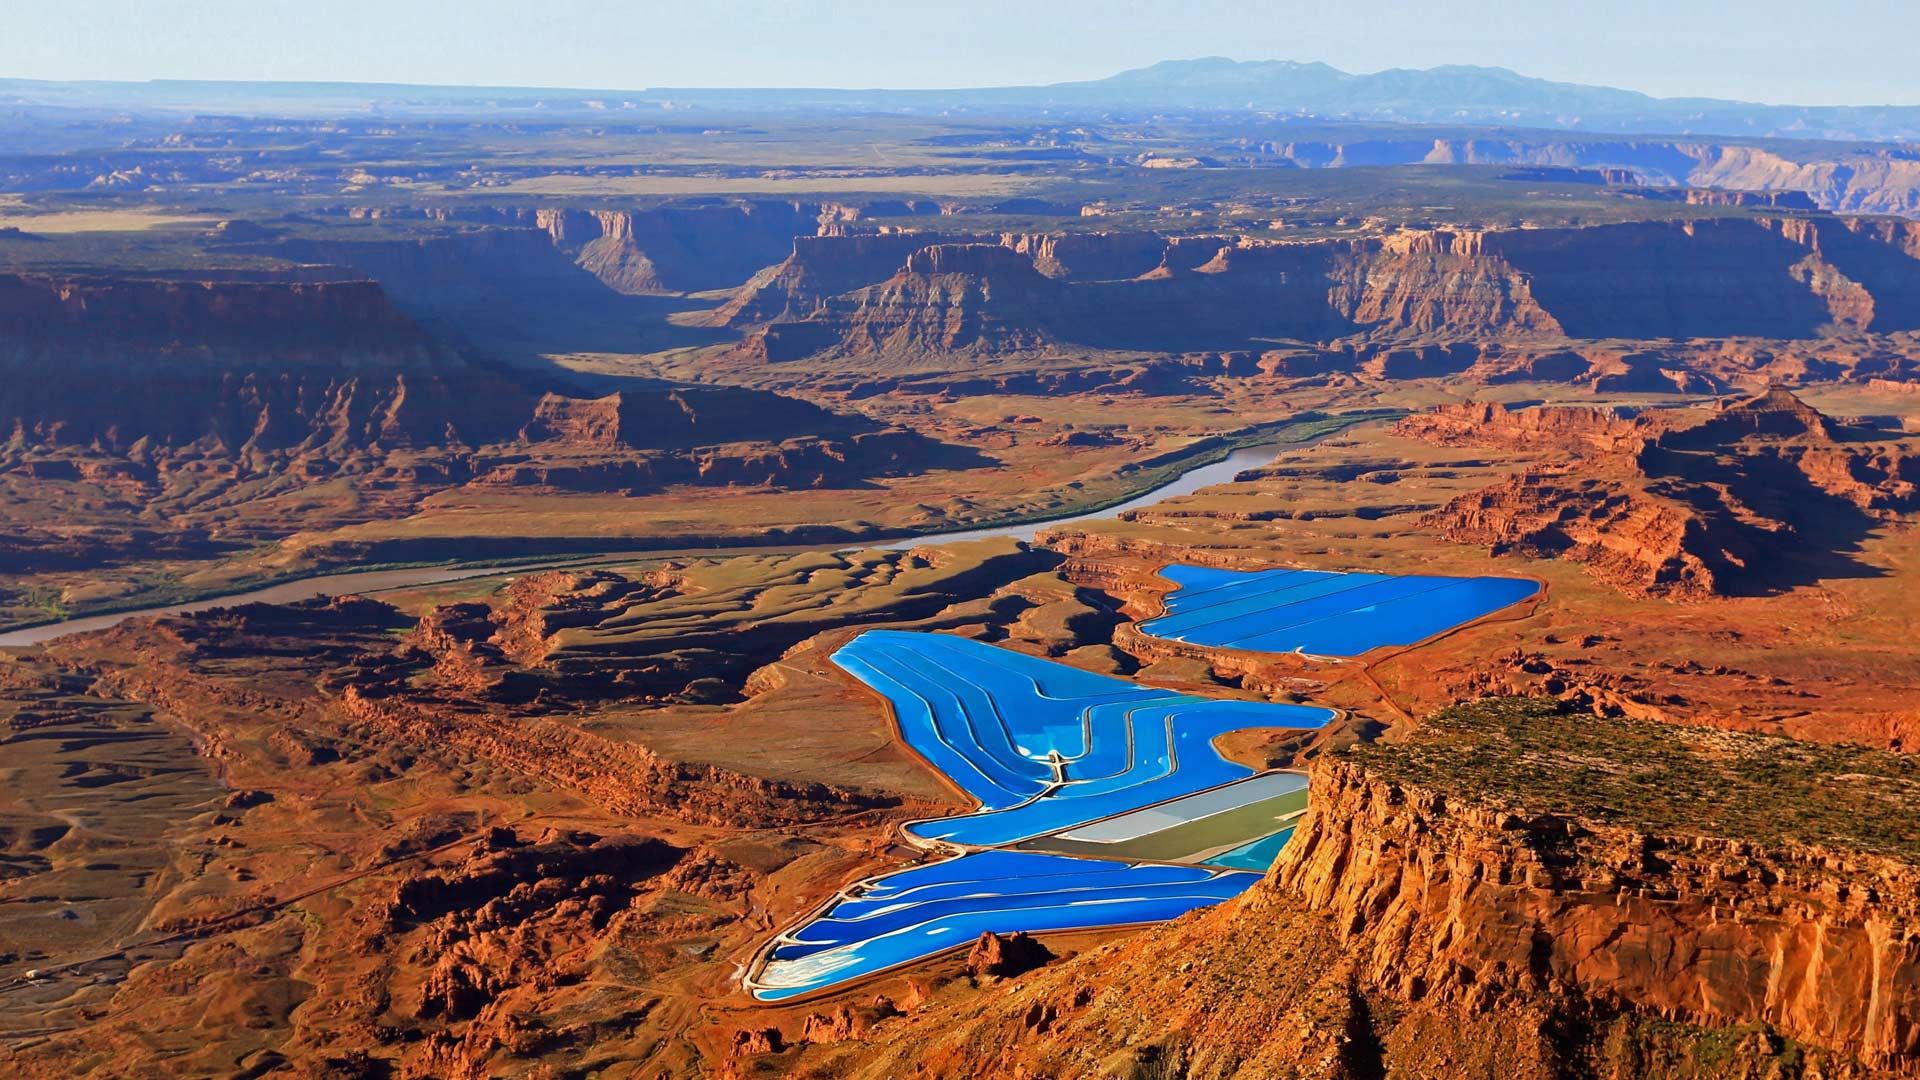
[7,58,1920,142]
[661,58,1920,142]
[1037,58,1920,140]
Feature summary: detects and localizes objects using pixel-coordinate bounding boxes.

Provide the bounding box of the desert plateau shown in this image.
[6,7,1920,1078]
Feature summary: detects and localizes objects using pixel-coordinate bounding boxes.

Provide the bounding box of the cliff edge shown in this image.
[791,697,1920,1079]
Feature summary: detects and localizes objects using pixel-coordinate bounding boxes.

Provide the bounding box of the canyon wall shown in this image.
[342,199,827,294]
[1233,137,1920,218]
[1275,755,1920,1068]
[0,270,949,523]
[0,271,525,453]
[276,202,1920,364]
[0,270,427,351]
[256,227,608,316]
[997,229,1172,280]
[741,215,1920,359]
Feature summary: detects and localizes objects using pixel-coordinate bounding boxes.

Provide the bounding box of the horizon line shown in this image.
[5,58,1915,112]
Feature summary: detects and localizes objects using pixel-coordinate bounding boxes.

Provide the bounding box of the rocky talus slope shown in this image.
[790,698,1920,1079]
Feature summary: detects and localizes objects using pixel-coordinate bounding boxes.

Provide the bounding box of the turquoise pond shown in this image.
[751,569,1534,1001]
[1138,565,1538,656]
[1208,827,1298,871]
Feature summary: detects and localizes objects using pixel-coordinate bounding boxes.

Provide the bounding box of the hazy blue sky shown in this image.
[8,0,1918,106]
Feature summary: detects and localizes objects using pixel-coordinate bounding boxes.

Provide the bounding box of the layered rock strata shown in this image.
[726,217,1920,361]
[1409,390,1920,597]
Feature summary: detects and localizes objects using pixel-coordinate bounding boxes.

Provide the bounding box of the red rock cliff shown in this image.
[729,216,1920,360]
[0,271,524,453]
[1275,754,1920,1068]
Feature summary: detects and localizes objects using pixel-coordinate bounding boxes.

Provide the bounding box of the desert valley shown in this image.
[3,44,1920,1079]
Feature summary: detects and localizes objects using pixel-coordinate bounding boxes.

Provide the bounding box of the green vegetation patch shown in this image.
[1017,786,1309,864]
[1350,697,1920,860]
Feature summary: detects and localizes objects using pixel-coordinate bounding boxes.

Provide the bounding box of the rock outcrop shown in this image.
[714,231,974,327]
[808,243,1059,357]
[515,386,877,452]
[997,230,1171,280]
[1393,400,1646,451]
[1425,468,1736,596]
[1410,389,1920,597]
[965,931,1054,980]
[75,594,890,827]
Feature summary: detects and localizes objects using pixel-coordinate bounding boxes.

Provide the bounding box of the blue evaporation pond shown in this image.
[1207,826,1296,872]
[1139,564,1538,657]
[832,631,1332,846]
[751,850,1260,1001]
[763,632,1330,1000]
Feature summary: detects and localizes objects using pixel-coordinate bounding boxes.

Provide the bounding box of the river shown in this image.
[0,441,1293,647]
